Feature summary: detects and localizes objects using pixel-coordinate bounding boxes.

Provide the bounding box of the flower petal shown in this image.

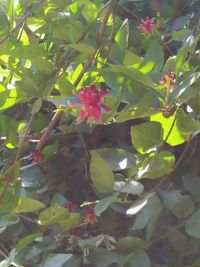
[91,106,102,122]
[77,110,88,124]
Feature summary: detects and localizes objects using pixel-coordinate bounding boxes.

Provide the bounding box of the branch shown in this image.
[36,111,62,151]
[151,136,192,192]
[96,0,117,45]
[0,8,33,45]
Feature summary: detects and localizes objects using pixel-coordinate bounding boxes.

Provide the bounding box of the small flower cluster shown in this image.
[138,17,157,35]
[160,70,176,89]
[70,84,111,124]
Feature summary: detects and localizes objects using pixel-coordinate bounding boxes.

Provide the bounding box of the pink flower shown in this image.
[83,208,97,225]
[69,84,111,124]
[160,70,176,89]
[138,17,157,35]
[29,150,42,164]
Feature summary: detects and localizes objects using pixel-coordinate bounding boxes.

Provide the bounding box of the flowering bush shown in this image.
[0,0,200,266]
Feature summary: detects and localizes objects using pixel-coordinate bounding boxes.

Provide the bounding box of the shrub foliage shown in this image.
[0,0,200,266]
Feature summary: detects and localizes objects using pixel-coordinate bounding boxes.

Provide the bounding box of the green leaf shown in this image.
[87,248,123,267]
[115,19,129,59]
[94,196,116,216]
[121,251,151,267]
[31,98,42,115]
[161,190,194,219]
[131,121,163,154]
[90,151,115,193]
[93,148,136,171]
[59,212,81,231]
[182,173,200,203]
[172,16,190,31]
[170,72,200,103]
[0,213,19,228]
[0,6,10,37]
[103,65,157,90]
[116,237,146,252]
[9,44,46,60]
[176,109,200,134]
[1,161,20,185]
[132,196,163,230]
[123,50,143,67]
[143,40,164,71]
[151,112,186,146]
[40,254,73,267]
[126,193,155,215]
[81,1,97,22]
[185,210,200,238]
[39,205,70,225]
[175,36,198,75]
[138,151,175,179]
[0,249,16,267]
[113,180,144,195]
[16,233,41,251]
[14,198,46,213]
[167,228,188,252]
[66,43,95,54]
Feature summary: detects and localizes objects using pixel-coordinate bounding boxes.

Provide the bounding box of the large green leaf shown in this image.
[169,72,200,103]
[138,151,175,179]
[90,151,115,193]
[185,210,200,238]
[175,36,198,75]
[131,121,163,154]
[143,40,164,71]
[150,112,186,146]
[0,249,16,267]
[81,1,97,22]
[93,148,136,171]
[182,173,200,203]
[116,237,146,252]
[40,254,73,267]
[39,205,70,225]
[121,251,151,267]
[167,228,188,252]
[0,6,10,37]
[176,109,200,134]
[0,213,19,228]
[103,65,157,89]
[94,195,116,216]
[14,198,46,213]
[59,212,81,231]
[161,190,194,219]
[132,196,163,230]
[16,233,41,251]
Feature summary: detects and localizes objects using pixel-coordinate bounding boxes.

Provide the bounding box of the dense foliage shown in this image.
[0,0,200,266]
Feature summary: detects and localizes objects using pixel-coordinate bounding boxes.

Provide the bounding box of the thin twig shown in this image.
[164,115,177,143]
[96,0,117,45]
[36,111,62,151]
[151,136,192,192]
[0,8,33,45]
[15,114,34,162]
